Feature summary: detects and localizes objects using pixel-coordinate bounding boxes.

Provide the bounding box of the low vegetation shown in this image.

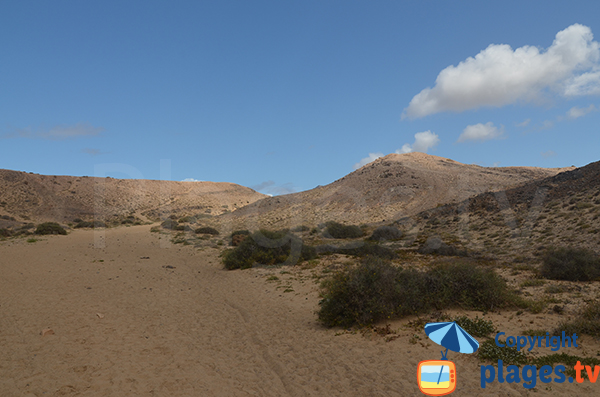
[34,222,67,235]
[161,219,185,231]
[554,300,600,337]
[453,315,495,338]
[316,241,396,260]
[195,226,219,235]
[323,222,364,239]
[540,247,600,281]
[368,225,403,241]
[318,257,521,327]
[74,220,106,228]
[222,229,317,270]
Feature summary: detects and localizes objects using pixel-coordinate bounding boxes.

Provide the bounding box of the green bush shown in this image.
[324,222,364,239]
[453,315,495,337]
[540,247,600,281]
[195,226,219,235]
[317,258,520,327]
[368,226,403,241]
[477,339,528,365]
[222,229,317,270]
[35,222,67,235]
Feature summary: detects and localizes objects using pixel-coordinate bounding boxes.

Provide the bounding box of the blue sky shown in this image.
[1,1,599,195]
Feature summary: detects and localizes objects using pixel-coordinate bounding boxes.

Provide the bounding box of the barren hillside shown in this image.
[409,159,600,257]
[0,169,266,225]
[220,152,573,230]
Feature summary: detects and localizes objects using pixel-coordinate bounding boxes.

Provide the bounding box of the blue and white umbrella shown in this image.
[424,321,479,357]
[424,321,479,385]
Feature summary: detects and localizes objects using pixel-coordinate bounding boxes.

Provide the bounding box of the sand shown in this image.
[1,226,596,396]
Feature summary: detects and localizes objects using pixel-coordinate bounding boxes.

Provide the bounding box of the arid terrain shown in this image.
[220,152,573,231]
[0,169,266,226]
[2,153,600,396]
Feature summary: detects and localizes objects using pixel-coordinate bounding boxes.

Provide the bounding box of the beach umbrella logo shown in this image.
[417,321,480,396]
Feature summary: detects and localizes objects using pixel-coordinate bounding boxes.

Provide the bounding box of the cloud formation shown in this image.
[353,152,384,170]
[457,122,505,143]
[566,104,597,119]
[181,178,203,182]
[403,24,600,119]
[1,123,104,140]
[396,131,440,154]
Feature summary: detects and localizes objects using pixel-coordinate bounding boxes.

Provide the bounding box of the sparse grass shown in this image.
[317,257,521,327]
[34,222,67,235]
[540,247,600,281]
[26,238,38,243]
[554,301,600,337]
[222,229,317,270]
[520,279,547,288]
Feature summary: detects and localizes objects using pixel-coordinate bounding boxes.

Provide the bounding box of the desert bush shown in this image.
[161,219,185,231]
[323,221,364,239]
[317,258,519,327]
[229,229,251,246]
[292,225,310,232]
[368,226,403,241]
[316,241,397,260]
[0,228,12,237]
[195,226,219,235]
[222,229,317,270]
[554,301,600,337]
[540,247,600,281]
[35,222,67,235]
[74,220,106,228]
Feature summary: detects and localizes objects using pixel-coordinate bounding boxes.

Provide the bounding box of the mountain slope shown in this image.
[410,159,600,256]
[0,169,266,225]
[220,152,573,230]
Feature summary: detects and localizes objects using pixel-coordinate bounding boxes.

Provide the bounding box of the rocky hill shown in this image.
[220,152,573,231]
[0,169,266,227]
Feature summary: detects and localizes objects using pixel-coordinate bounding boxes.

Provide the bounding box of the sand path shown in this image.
[0,226,593,396]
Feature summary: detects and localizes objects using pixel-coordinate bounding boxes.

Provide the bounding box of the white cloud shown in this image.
[403,24,600,119]
[353,152,384,170]
[517,119,531,127]
[541,150,557,158]
[457,122,505,143]
[566,104,597,119]
[396,131,440,154]
[181,178,203,182]
[564,68,600,96]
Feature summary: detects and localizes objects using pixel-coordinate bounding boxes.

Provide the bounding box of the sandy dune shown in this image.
[2,226,597,396]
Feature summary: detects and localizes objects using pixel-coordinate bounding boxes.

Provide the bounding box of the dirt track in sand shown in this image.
[0,226,595,396]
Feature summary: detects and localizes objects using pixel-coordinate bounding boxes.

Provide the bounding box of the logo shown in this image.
[418,321,479,396]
